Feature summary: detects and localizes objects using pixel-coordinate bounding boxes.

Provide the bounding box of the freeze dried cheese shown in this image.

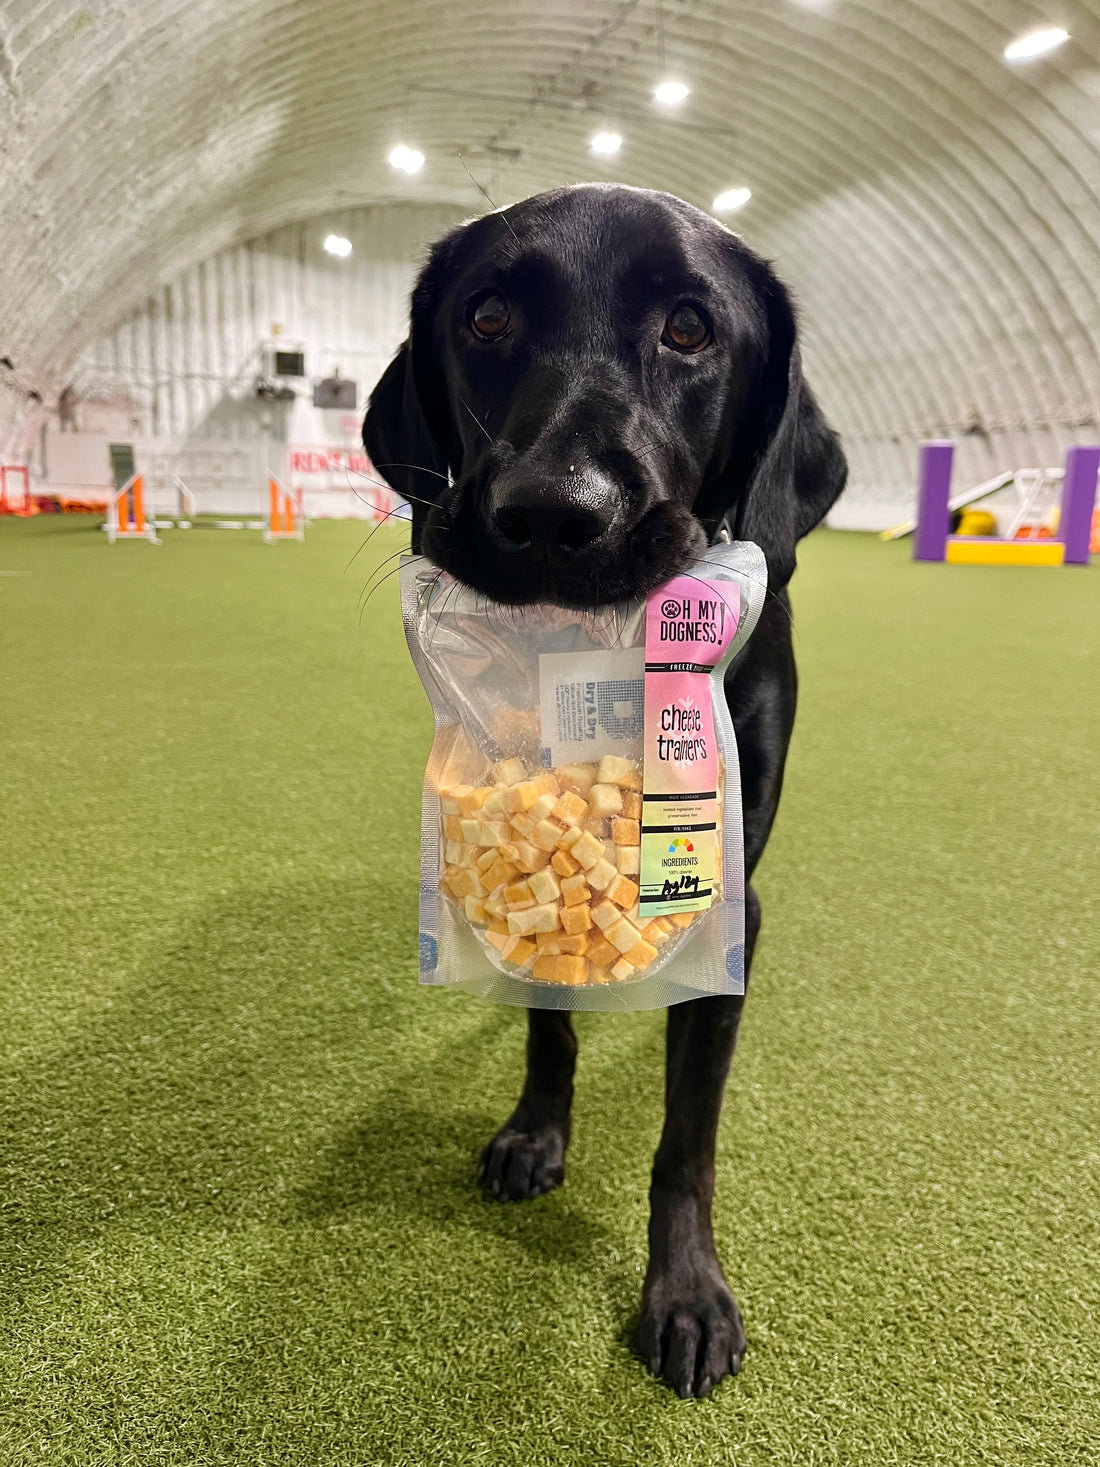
[587,784,623,818]
[441,754,703,986]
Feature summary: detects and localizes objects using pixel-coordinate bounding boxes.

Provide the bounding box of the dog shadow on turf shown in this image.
[3,875,621,1289]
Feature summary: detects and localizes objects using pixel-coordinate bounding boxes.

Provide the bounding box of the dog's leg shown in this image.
[636,888,759,1397]
[637,599,795,1396]
[479,1009,577,1201]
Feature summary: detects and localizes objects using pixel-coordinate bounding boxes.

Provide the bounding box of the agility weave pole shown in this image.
[107,474,159,544]
[0,465,35,516]
[913,442,1100,567]
[264,476,304,543]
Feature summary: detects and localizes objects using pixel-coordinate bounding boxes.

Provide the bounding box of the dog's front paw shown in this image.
[636,1260,747,1398]
[478,1120,566,1201]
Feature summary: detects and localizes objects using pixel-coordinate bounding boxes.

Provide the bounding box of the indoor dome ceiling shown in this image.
[2,0,1099,501]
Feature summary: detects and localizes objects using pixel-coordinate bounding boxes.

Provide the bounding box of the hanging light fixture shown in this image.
[712,187,752,213]
[388,144,425,174]
[653,81,690,105]
[1003,27,1069,61]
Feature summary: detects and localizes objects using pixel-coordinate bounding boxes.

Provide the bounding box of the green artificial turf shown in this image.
[1,515,1098,1465]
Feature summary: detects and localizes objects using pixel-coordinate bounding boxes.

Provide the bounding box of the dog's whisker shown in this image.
[369,461,451,483]
[358,545,417,609]
[457,393,495,445]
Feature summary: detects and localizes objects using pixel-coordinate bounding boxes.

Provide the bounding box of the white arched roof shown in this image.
[3,0,1099,501]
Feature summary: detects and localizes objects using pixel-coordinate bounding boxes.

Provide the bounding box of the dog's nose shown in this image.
[490,479,615,553]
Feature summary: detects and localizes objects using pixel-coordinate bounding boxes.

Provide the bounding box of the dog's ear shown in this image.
[701,260,847,589]
[362,230,465,534]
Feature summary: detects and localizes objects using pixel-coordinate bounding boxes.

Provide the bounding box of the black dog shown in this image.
[364,183,846,1398]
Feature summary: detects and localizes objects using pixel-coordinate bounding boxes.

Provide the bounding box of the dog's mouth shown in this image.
[420,494,710,609]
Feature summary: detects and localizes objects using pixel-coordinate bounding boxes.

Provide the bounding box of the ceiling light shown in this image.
[713,187,752,212]
[654,81,690,105]
[388,143,425,173]
[1004,26,1068,60]
[323,234,352,258]
[590,132,623,156]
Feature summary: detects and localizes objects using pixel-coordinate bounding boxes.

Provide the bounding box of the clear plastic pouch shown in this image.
[400,542,767,1010]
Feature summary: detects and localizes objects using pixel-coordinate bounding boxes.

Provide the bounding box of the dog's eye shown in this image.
[662,303,710,353]
[470,293,511,340]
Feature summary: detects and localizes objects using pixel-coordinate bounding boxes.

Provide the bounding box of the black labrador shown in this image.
[363,182,846,1398]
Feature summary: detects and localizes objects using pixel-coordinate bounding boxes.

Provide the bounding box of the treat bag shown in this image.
[400,542,767,1010]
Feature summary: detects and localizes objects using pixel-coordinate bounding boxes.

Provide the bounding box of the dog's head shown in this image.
[364,183,846,605]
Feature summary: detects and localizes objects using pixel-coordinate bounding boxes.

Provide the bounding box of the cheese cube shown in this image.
[511,840,550,873]
[591,899,620,931]
[556,823,584,850]
[458,843,480,868]
[505,936,536,968]
[485,857,519,891]
[589,967,613,984]
[586,936,619,968]
[533,955,558,982]
[530,772,560,797]
[626,903,641,924]
[460,817,484,844]
[528,793,558,824]
[508,810,534,836]
[623,939,659,969]
[620,767,643,791]
[588,783,623,818]
[611,818,640,847]
[669,911,696,928]
[443,814,465,842]
[605,874,639,909]
[444,839,463,866]
[551,791,588,827]
[611,958,635,982]
[487,918,510,936]
[622,790,643,821]
[642,920,670,948]
[485,927,510,950]
[560,874,591,907]
[479,820,512,847]
[503,879,536,910]
[439,790,461,815]
[527,867,562,904]
[556,762,598,795]
[531,818,565,852]
[476,847,499,872]
[456,785,492,815]
[464,896,488,925]
[570,830,605,869]
[606,917,643,954]
[551,849,580,878]
[654,917,674,934]
[560,902,593,935]
[493,757,528,786]
[503,781,540,814]
[586,857,618,893]
[537,932,587,956]
[448,866,485,900]
[616,845,640,875]
[596,755,637,787]
[528,902,561,934]
[483,787,508,816]
[555,955,589,985]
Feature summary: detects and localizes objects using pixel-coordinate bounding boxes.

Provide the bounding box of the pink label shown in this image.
[639,578,740,916]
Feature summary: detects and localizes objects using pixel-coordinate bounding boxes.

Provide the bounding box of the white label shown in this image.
[538,648,645,766]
